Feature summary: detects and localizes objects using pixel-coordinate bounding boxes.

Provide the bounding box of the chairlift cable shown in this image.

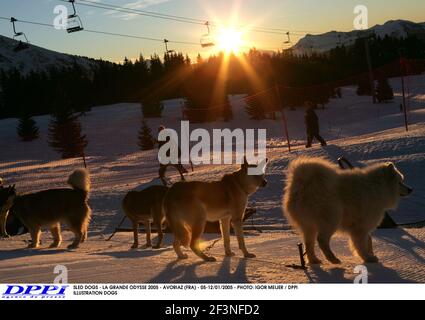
[60,0,204,26]
[0,15,288,50]
[0,15,200,46]
[59,0,319,36]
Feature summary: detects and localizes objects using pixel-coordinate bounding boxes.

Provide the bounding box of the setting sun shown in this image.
[217,28,244,54]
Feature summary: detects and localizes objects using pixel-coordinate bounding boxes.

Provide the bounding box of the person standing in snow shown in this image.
[304,101,327,148]
[157,125,188,185]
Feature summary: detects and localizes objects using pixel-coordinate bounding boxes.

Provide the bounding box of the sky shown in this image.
[0,0,424,62]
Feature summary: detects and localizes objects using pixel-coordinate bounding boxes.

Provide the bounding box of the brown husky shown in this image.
[0,169,91,249]
[122,185,169,249]
[164,158,268,262]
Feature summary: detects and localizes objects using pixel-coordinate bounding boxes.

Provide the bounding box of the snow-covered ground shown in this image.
[0,75,424,283]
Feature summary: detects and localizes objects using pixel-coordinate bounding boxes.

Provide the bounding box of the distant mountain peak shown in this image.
[291,19,425,55]
[0,35,94,75]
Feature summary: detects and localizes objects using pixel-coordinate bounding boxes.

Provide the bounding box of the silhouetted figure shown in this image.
[157,125,187,185]
[336,87,342,98]
[304,102,327,148]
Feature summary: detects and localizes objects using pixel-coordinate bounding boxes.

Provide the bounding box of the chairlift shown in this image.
[164,39,175,54]
[200,21,215,48]
[66,0,84,33]
[284,31,291,44]
[10,17,29,52]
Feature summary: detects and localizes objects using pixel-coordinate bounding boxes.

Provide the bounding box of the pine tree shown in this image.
[184,87,216,123]
[245,96,267,120]
[356,77,373,96]
[222,95,233,121]
[196,53,203,65]
[48,110,88,159]
[138,119,155,151]
[17,116,39,141]
[141,95,164,118]
[375,78,394,103]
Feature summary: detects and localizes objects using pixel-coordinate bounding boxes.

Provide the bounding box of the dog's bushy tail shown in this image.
[68,169,91,194]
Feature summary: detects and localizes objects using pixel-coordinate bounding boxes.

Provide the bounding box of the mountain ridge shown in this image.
[0,35,96,74]
[291,19,425,54]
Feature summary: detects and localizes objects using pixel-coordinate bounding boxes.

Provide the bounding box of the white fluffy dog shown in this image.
[283,157,412,264]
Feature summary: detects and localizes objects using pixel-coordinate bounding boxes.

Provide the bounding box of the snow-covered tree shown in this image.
[138,119,155,151]
[48,110,88,159]
[17,116,39,141]
[245,96,267,120]
[141,96,163,118]
[375,78,394,103]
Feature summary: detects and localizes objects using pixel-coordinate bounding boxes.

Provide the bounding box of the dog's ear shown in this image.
[241,156,249,169]
[386,163,396,171]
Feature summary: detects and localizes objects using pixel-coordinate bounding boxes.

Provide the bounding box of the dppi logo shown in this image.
[2,285,68,299]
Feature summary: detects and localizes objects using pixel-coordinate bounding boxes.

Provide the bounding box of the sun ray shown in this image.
[238,52,268,94]
[217,27,244,54]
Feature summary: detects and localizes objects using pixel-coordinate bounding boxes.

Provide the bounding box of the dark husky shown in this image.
[0,169,91,249]
[122,185,169,249]
[0,185,27,236]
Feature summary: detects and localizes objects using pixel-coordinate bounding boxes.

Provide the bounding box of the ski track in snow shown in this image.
[0,75,425,283]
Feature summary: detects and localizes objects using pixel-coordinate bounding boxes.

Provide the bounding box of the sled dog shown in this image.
[283,157,412,264]
[164,158,268,262]
[122,185,169,249]
[0,169,91,249]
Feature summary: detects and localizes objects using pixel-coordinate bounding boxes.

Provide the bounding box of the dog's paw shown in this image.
[225,251,236,257]
[27,243,39,249]
[308,257,322,265]
[130,244,138,249]
[67,244,79,250]
[365,256,379,263]
[244,252,256,259]
[204,256,217,262]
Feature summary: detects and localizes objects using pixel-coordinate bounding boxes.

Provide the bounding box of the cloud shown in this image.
[104,0,173,20]
[123,0,172,10]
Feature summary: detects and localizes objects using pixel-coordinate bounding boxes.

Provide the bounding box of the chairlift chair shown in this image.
[66,0,84,33]
[284,31,291,44]
[10,17,29,52]
[200,21,215,48]
[164,39,175,54]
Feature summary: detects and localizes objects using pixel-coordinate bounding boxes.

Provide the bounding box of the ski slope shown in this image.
[0,75,424,283]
